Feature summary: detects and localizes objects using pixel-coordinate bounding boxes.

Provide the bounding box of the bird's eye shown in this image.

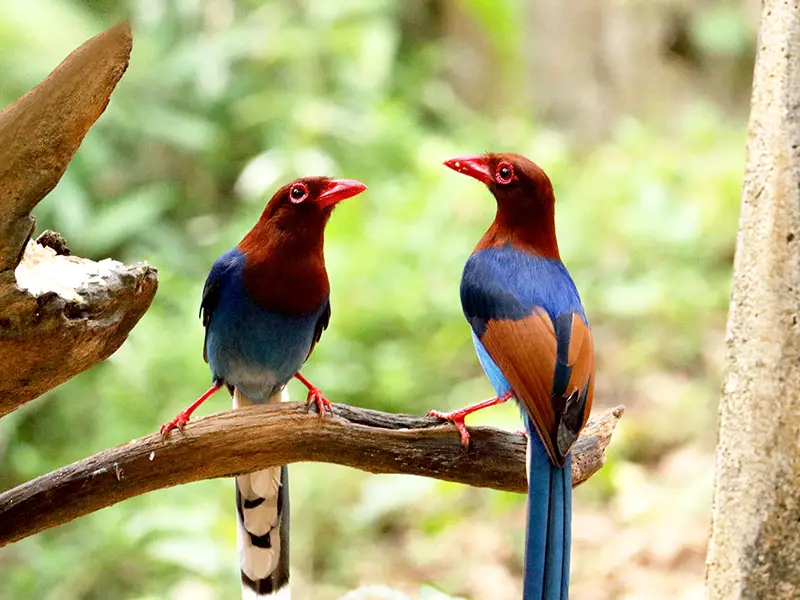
[289,183,309,203]
[495,162,515,185]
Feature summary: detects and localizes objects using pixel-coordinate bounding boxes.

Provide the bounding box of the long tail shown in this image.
[234,388,291,599]
[524,417,572,600]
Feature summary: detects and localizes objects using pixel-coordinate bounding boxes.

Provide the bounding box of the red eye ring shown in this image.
[495,161,515,185]
[289,183,309,204]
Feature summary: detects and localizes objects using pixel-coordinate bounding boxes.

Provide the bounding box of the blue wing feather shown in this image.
[201,249,241,364]
[460,251,528,336]
[461,246,585,325]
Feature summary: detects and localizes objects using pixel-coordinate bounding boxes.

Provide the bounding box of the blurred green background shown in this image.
[0,1,758,599]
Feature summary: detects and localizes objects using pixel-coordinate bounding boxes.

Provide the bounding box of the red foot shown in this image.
[160,383,222,440]
[305,387,332,415]
[513,428,528,438]
[427,391,515,447]
[295,372,332,416]
[428,408,472,446]
[160,412,191,438]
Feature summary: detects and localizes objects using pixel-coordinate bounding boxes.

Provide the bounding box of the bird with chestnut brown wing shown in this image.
[430,154,594,600]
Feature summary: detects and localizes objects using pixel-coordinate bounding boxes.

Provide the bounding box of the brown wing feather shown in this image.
[481,311,559,459]
[566,315,595,430]
[481,309,595,465]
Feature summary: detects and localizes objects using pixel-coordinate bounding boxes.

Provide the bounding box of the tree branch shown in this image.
[0,24,158,415]
[0,403,624,547]
[0,24,131,271]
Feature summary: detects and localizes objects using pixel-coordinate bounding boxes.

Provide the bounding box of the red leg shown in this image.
[295,372,332,415]
[160,383,222,439]
[428,390,515,446]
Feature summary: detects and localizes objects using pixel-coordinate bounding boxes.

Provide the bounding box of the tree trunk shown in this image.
[706,1,800,597]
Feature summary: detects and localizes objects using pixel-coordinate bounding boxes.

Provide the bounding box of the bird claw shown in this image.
[426,392,514,448]
[428,409,472,447]
[159,383,222,440]
[160,412,190,439]
[306,387,332,416]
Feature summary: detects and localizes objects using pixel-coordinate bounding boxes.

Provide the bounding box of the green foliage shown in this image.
[0,1,749,598]
[692,5,753,57]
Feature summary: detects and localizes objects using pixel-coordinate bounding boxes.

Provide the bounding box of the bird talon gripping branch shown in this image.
[159,413,188,438]
[427,409,473,446]
[160,383,223,439]
[428,390,514,447]
[305,388,332,415]
[295,372,332,416]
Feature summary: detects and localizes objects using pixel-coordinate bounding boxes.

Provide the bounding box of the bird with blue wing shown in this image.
[429,153,594,600]
[160,176,367,599]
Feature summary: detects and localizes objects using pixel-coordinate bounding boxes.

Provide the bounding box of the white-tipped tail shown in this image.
[235,388,291,599]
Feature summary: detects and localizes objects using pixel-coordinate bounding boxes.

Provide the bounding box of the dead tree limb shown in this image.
[0,403,624,547]
[0,23,131,270]
[0,24,157,415]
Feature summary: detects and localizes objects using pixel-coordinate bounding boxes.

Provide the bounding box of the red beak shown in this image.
[443,155,493,186]
[317,178,368,208]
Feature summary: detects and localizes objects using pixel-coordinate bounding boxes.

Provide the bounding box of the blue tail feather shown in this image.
[524,419,572,600]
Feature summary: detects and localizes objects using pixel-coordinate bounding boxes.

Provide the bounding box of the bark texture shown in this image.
[706,1,800,597]
[0,24,158,415]
[0,402,624,547]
